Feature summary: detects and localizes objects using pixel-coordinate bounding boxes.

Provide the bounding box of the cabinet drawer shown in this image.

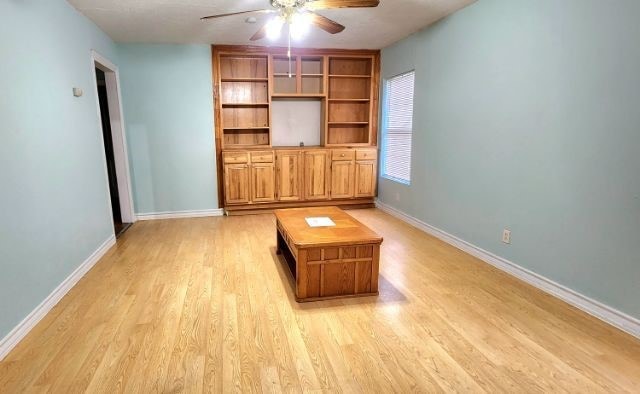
[356,149,377,161]
[223,151,249,164]
[331,149,355,161]
[251,151,274,163]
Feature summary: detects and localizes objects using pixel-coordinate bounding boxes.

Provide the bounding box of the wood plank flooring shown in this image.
[1,209,639,393]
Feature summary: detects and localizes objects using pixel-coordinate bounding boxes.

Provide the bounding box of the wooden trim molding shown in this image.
[211,46,225,211]
[213,45,380,57]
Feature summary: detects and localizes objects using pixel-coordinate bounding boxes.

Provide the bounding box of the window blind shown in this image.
[382,71,415,184]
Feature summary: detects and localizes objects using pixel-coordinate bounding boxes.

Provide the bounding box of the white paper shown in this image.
[305,217,336,227]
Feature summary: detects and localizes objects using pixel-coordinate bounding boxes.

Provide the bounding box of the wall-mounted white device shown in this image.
[502,229,511,244]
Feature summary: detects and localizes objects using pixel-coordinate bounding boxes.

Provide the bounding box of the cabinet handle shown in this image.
[340,153,345,157]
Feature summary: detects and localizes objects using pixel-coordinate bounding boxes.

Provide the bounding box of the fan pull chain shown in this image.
[288,27,292,78]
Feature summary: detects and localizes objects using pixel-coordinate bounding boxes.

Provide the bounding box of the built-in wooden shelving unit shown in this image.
[213,47,379,151]
[270,55,326,96]
[324,56,374,146]
[212,45,380,208]
[217,54,271,148]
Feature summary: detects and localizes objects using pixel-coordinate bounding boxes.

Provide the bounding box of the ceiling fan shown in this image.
[201,0,380,42]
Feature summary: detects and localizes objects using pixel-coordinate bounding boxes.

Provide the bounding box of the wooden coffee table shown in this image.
[274,206,383,302]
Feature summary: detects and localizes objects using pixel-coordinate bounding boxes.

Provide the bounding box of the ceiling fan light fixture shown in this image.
[201,0,379,42]
[289,11,312,40]
[270,0,311,8]
[266,16,285,40]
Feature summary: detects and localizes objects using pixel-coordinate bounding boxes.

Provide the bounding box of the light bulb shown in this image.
[290,12,312,40]
[266,16,284,40]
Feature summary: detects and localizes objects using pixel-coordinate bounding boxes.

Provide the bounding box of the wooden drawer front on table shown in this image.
[223,151,249,164]
[356,149,377,161]
[300,245,379,299]
[250,151,274,163]
[331,149,356,161]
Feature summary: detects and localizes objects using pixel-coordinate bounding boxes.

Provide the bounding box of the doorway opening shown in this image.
[92,51,135,238]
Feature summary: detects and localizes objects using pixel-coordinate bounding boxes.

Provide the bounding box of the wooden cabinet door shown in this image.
[304,151,330,200]
[330,160,355,199]
[355,160,377,197]
[224,164,250,205]
[251,163,276,202]
[276,151,303,201]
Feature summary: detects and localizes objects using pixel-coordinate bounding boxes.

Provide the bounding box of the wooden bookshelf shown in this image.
[301,57,324,95]
[272,56,297,95]
[217,53,270,149]
[219,55,267,79]
[271,55,326,96]
[325,56,375,146]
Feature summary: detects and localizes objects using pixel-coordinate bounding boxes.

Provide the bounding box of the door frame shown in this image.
[90,50,136,225]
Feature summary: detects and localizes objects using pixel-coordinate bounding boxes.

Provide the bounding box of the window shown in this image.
[382,71,415,185]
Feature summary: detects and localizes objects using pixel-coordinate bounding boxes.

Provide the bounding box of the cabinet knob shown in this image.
[340,153,345,157]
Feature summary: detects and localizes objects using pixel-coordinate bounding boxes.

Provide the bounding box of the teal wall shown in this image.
[0,1,118,338]
[379,0,640,319]
[117,44,218,214]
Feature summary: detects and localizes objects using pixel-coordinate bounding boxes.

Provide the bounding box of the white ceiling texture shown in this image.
[68,0,475,49]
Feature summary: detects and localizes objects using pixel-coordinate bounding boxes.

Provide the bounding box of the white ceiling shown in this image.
[67,0,475,49]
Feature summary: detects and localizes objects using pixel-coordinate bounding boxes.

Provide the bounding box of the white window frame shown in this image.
[381,70,415,185]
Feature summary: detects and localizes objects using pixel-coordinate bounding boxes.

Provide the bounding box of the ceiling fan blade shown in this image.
[306,0,380,11]
[309,13,346,34]
[250,23,269,41]
[201,9,273,20]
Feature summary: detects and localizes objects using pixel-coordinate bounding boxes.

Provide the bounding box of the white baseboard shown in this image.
[0,235,117,361]
[135,208,224,221]
[375,200,640,339]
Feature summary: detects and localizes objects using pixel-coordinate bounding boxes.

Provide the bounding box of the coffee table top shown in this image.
[274,206,383,249]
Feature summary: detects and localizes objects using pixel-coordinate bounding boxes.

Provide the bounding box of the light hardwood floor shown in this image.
[1,209,639,393]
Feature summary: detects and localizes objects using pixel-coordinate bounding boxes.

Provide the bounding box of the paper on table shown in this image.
[305,217,336,227]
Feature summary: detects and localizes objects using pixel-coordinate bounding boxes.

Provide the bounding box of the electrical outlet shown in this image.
[394,192,400,202]
[502,229,511,244]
